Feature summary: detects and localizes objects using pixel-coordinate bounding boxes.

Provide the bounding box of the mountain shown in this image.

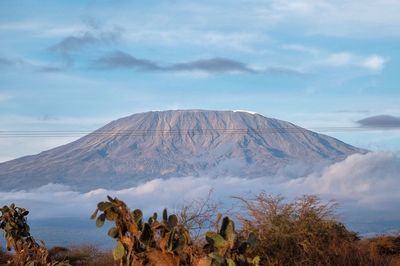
[0,110,365,191]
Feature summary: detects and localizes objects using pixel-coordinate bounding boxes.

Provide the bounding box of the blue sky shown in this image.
[0,0,400,161]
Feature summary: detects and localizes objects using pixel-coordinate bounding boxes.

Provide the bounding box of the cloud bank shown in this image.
[0,152,399,235]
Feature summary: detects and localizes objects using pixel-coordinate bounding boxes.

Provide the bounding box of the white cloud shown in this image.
[288,152,400,209]
[362,55,386,71]
[320,52,387,71]
[279,45,388,73]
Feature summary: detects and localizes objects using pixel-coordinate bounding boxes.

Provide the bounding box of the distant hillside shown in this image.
[0,110,365,191]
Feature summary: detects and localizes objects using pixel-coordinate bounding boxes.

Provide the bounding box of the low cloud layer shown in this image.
[287,152,400,208]
[1,152,399,235]
[357,115,400,128]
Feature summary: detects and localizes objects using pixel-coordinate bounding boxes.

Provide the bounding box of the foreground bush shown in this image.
[236,193,399,266]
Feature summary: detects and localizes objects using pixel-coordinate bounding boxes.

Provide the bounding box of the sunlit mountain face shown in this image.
[0,110,364,191]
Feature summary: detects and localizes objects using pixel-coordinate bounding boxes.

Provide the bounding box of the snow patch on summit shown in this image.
[233,110,258,115]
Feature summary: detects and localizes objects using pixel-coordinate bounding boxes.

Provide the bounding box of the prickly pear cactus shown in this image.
[202,216,260,266]
[92,196,193,265]
[0,204,70,266]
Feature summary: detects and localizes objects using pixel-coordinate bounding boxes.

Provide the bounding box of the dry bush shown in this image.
[235,193,388,266]
[48,245,113,266]
[360,235,400,265]
[177,190,221,242]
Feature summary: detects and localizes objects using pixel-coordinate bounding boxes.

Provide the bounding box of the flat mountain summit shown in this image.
[0,110,364,191]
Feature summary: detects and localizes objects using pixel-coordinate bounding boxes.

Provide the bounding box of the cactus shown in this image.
[0,204,70,266]
[92,196,193,265]
[203,216,260,266]
[92,196,260,266]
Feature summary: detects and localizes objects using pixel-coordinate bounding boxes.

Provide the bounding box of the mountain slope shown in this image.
[0,110,365,191]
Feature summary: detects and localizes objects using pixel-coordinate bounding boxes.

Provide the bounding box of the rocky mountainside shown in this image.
[0,110,365,191]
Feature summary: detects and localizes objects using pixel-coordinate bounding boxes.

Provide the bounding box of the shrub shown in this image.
[361,235,400,265]
[236,193,373,266]
[177,189,221,242]
[48,245,114,266]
